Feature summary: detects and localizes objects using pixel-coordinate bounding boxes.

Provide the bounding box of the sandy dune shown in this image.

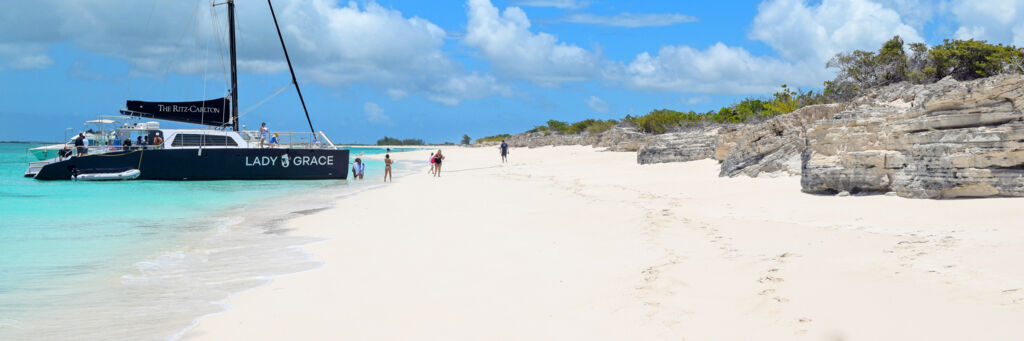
[183,146,1024,340]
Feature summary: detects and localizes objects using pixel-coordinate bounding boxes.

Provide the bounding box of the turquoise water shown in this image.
[0,143,418,340]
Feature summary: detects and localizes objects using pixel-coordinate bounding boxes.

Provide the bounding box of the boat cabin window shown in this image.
[171,134,238,147]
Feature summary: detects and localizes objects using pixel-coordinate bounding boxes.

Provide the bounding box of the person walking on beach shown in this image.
[500,140,509,163]
[351,158,365,180]
[428,152,436,175]
[433,149,445,177]
[384,154,393,182]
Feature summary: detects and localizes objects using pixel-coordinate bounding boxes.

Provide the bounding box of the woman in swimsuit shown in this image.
[433,149,445,177]
[384,154,393,182]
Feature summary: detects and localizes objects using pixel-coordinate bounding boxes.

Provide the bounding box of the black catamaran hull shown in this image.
[33,149,349,180]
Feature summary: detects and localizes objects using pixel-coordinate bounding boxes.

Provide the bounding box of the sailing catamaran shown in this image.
[27,0,349,180]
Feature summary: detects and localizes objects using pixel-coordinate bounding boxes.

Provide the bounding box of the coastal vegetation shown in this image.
[461,134,472,145]
[525,119,619,135]
[825,37,1024,101]
[499,37,1024,136]
[475,134,510,144]
[376,136,425,146]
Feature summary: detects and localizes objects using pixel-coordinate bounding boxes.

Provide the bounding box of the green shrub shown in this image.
[475,134,511,144]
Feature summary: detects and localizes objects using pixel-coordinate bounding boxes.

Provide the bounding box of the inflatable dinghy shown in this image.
[72,168,141,181]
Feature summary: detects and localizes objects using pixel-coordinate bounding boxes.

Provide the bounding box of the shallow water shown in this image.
[0,143,421,340]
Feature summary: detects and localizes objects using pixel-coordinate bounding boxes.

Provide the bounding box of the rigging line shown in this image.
[201,1,213,129]
[209,0,230,89]
[145,0,203,99]
[238,83,292,118]
[125,0,161,99]
[267,0,317,136]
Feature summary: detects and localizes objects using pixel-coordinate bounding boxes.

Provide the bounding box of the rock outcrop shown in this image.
[636,127,721,164]
[801,75,1024,198]
[717,104,845,177]
[483,75,1024,199]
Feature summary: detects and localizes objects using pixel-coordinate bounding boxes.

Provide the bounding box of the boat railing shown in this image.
[240,130,337,149]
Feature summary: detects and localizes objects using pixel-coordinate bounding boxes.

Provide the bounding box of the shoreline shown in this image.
[183,145,1024,340]
[169,154,426,340]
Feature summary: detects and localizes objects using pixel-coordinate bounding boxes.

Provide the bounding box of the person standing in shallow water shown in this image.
[351,158,365,180]
[500,140,509,163]
[384,154,393,182]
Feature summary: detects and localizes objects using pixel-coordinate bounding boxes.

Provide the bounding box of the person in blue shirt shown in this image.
[269,133,279,148]
[351,158,365,179]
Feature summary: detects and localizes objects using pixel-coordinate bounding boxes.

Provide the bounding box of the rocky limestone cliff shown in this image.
[636,127,721,164]
[717,104,845,177]
[801,75,1024,198]
[483,75,1024,199]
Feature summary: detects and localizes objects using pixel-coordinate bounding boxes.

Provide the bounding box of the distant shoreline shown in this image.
[0,141,58,145]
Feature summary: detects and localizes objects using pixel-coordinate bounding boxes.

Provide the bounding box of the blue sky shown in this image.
[1,0,1022,143]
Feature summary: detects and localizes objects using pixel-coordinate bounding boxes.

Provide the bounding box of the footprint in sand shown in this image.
[1001,288,1023,304]
[758,289,776,295]
[642,267,660,282]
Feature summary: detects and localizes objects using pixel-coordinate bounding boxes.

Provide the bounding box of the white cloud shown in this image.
[464,0,602,85]
[425,72,512,106]
[511,0,588,9]
[684,95,710,105]
[585,95,609,113]
[363,102,390,125]
[949,0,1024,46]
[750,0,924,64]
[0,43,53,70]
[873,0,937,29]
[609,43,822,94]
[611,0,927,96]
[0,0,507,105]
[561,13,697,28]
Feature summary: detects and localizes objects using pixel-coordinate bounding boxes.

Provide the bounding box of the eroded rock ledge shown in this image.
[484,75,1024,198]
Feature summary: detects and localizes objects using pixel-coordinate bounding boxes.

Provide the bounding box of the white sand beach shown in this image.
[183,146,1024,340]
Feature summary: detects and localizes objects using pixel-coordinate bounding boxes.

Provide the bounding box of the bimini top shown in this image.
[121,97,231,127]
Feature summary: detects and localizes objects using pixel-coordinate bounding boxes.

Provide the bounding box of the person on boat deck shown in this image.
[74,133,86,157]
[269,133,279,148]
[351,158,365,180]
[152,133,164,149]
[137,136,146,150]
[259,122,268,148]
[122,136,132,151]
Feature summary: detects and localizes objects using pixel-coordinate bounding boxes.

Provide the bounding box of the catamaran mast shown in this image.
[267,0,317,136]
[227,0,239,131]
